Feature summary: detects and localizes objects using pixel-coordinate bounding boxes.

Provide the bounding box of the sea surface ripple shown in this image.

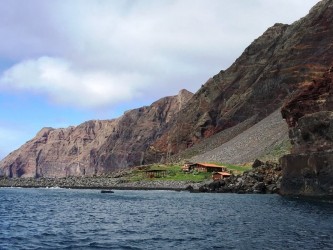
[0,188,332,249]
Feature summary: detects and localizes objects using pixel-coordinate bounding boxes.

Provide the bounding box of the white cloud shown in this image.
[0,57,149,108]
[0,0,320,108]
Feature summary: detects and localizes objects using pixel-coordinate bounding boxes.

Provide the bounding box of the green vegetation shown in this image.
[126,162,251,182]
[209,162,251,175]
[128,164,211,182]
[260,139,291,162]
[222,163,251,175]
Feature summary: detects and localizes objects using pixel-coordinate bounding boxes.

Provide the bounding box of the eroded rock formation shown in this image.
[280,72,333,197]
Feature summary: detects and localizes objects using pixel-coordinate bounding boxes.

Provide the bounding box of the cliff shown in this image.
[0,90,193,177]
[280,71,333,198]
[147,0,333,161]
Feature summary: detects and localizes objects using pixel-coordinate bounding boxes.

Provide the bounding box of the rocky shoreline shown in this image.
[197,160,282,194]
[0,160,281,194]
[0,176,203,191]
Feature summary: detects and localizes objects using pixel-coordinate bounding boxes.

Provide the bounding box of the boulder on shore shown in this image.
[198,161,282,194]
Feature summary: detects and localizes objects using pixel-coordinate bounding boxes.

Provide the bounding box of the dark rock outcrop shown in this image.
[280,72,333,198]
[198,161,282,194]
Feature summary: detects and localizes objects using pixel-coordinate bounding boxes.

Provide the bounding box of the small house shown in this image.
[193,163,227,173]
[144,170,167,178]
[181,162,197,172]
[212,172,231,181]
[182,162,228,173]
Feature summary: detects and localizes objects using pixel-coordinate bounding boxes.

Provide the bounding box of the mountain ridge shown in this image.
[0,89,193,177]
[145,0,333,162]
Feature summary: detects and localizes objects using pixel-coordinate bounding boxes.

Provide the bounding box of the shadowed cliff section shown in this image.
[0,90,193,177]
[280,71,333,198]
[146,0,333,162]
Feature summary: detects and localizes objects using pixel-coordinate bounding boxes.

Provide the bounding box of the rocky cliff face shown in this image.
[280,72,333,197]
[0,90,193,177]
[92,89,193,174]
[147,0,333,161]
[0,121,114,177]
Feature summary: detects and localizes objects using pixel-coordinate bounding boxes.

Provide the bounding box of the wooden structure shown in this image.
[181,162,196,172]
[182,162,228,173]
[194,163,227,173]
[212,172,231,181]
[144,170,167,178]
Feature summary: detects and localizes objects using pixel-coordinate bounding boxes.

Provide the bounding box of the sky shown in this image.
[0,0,319,160]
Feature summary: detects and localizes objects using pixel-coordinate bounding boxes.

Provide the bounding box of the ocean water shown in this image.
[0,188,332,250]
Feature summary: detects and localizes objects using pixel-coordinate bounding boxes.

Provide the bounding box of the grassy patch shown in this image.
[208,162,251,175]
[128,164,211,182]
[223,163,251,175]
[163,170,211,182]
[127,162,251,182]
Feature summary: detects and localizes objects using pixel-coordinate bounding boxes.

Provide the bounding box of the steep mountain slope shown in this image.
[0,90,193,177]
[92,89,193,173]
[147,0,333,161]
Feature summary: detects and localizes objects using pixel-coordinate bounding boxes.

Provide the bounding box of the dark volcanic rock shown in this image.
[252,159,264,169]
[280,152,333,197]
[280,72,333,198]
[198,161,282,194]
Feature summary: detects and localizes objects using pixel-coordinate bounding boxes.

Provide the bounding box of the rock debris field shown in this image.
[190,109,289,164]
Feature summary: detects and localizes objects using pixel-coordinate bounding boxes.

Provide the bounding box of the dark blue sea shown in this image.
[0,188,332,250]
